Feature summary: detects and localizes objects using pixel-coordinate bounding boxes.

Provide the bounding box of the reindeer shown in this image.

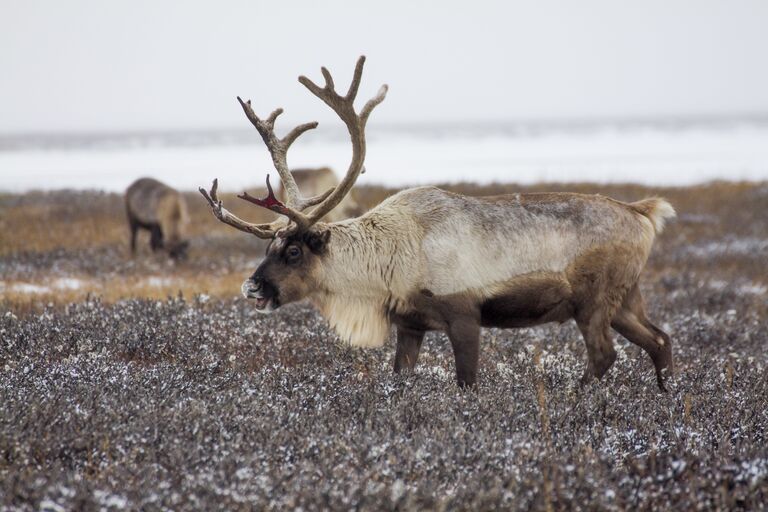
[126,177,190,260]
[279,167,362,222]
[200,56,676,390]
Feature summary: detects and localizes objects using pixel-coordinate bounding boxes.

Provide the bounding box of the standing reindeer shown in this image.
[126,177,190,260]
[200,56,676,389]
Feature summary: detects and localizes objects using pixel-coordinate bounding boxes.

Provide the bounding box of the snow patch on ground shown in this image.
[739,283,768,295]
[686,237,768,258]
[708,279,768,296]
[53,277,85,290]
[0,277,90,295]
[144,276,177,288]
[3,282,51,294]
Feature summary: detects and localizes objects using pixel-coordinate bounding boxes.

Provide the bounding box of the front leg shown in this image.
[447,318,481,388]
[393,326,425,373]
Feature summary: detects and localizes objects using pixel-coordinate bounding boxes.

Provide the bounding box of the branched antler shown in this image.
[199,56,387,238]
[236,175,312,232]
[236,99,321,211]
[198,179,285,238]
[295,55,388,225]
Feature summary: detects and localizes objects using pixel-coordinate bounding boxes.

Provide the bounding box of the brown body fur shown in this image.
[125,178,189,259]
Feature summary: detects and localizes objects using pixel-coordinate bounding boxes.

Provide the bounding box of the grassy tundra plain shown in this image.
[1,181,767,509]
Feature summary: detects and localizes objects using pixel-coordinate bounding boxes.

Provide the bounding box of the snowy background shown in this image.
[2,119,768,193]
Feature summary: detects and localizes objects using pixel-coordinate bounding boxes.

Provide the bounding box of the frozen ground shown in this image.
[2,120,768,193]
[0,182,766,509]
[1,291,766,510]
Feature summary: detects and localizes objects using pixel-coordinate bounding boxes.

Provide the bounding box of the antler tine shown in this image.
[345,55,365,102]
[266,108,283,126]
[296,55,388,225]
[237,175,310,231]
[360,84,389,126]
[321,67,335,90]
[236,96,318,210]
[198,179,281,239]
[282,121,320,148]
[299,187,336,208]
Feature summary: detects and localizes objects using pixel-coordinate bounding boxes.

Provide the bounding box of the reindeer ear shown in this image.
[304,229,331,254]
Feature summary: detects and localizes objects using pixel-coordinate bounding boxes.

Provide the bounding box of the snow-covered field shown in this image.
[2,120,768,193]
[1,177,767,509]
[2,291,767,510]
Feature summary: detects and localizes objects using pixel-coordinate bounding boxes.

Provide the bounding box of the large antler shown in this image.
[295,55,388,225]
[199,55,387,238]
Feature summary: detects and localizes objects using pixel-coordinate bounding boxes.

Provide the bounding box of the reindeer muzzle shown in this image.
[241,278,278,313]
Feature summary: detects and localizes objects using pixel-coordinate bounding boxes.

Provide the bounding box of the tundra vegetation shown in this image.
[1,181,767,509]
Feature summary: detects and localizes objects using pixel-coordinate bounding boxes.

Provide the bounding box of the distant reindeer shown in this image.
[200,56,676,389]
[280,168,362,222]
[126,178,189,260]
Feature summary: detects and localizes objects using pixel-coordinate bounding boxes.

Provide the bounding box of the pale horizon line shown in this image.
[2,111,768,140]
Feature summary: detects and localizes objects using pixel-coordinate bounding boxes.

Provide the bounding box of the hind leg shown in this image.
[576,308,617,385]
[611,284,673,391]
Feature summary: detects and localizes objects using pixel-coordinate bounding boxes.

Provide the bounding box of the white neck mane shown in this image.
[310,213,422,348]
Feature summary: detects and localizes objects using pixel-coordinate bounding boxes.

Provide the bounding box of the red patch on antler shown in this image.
[238,175,289,213]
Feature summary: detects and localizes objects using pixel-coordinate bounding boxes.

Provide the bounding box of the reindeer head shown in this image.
[199,56,387,312]
[168,239,190,261]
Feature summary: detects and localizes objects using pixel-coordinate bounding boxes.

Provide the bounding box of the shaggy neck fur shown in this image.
[309,211,422,348]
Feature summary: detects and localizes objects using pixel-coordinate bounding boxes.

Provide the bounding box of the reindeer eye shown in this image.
[286,246,301,260]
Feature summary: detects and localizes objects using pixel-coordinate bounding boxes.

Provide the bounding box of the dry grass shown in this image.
[1,180,767,314]
[0,188,273,255]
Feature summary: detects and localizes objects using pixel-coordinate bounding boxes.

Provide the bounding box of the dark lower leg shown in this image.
[130,224,138,255]
[150,226,164,251]
[611,309,671,391]
[577,312,617,384]
[642,319,674,376]
[393,327,425,373]
[616,284,674,386]
[447,319,480,388]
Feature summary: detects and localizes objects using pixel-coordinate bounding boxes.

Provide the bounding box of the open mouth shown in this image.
[247,292,276,314]
[253,296,270,310]
[242,279,278,313]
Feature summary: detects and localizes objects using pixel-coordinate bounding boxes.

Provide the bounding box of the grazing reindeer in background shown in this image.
[279,168,362,222]
[126,178,189,260]
[200,56,676,389]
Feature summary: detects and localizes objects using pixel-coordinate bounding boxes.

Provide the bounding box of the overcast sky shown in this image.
[2,0,768,134]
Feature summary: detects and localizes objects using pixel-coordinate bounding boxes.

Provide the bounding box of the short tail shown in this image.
[630,197,676,233]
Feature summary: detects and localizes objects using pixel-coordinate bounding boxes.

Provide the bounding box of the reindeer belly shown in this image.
[479,271,573,328]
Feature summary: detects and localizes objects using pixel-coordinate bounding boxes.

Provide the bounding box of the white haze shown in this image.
[2,122,767,193]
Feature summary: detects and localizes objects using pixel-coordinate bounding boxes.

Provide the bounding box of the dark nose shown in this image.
[242,278,262,298]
